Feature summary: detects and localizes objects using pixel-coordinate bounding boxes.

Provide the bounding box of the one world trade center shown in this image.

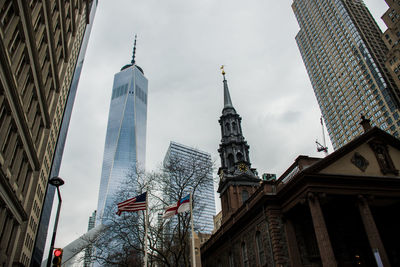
[96,37,148,225]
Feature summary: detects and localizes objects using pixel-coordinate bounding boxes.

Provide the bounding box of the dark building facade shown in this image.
[0,1,95,266]
[202,118,400,266]
[30,2,97,266]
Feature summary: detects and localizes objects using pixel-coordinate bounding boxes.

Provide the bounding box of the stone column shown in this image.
[265,206,288,266]
[307,193,337,267]
[284,218,302,267]
[358,195,391,267]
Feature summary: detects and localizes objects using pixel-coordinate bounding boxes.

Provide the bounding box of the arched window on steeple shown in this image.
[225,122,230,132]
[227,154,234,168]
[232,121,237,133]
[236,152,243,162]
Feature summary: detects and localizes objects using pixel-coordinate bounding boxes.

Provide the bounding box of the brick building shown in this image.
[202,71,400,266]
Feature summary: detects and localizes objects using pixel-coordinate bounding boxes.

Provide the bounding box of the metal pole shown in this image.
[46,186,62,267]
[190,193,196,267]
[143,191,148,267]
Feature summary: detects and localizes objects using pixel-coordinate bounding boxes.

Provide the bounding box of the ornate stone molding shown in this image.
[369,140,398,175]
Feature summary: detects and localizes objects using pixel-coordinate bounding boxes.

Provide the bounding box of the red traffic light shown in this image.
[54,249,62,257]
[54,248,62,257]
[52,248,63,267]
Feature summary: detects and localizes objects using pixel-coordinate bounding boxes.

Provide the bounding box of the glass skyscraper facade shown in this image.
[164,142,216,234]
[84,210,97,267]
[96,62,148,225]
[293,0,400,149]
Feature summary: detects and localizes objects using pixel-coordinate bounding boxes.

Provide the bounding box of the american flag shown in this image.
[116,192,147,216]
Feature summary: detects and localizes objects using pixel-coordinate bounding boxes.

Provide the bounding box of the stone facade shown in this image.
[202,126,400,266]
[0,1,94,266]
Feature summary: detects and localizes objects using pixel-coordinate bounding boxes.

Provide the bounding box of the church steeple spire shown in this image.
[221,65,233,109]
[217,67,260,222]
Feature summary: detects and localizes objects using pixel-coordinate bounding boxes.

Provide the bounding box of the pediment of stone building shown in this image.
[318,139,400,177]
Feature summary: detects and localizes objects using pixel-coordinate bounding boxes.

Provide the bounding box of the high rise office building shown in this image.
[95,39,148,225]
[293,0,400,149]
[382,0,400,90]
[163,142,216,234]
[31,2,97,266]
[0,1,95,266]
[84,210,96,267]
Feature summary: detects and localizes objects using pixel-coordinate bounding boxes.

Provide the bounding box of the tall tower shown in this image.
[84,210,97,267]
[0,1,95,266]
[96,37,148,225]
[292,0,400,149]
[163,142,216,234]
[217,67,260,223]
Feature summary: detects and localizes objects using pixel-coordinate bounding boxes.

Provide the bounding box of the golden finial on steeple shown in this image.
[220,65,225,76]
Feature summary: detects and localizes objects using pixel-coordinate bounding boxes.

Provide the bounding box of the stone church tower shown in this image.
[217,67,261,222]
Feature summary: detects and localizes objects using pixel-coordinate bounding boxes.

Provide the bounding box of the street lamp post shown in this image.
[46,176,65,267]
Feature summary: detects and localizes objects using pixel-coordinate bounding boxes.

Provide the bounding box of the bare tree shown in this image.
[79,152,214,267]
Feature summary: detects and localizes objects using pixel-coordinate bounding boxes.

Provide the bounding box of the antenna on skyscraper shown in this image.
[131,34,137,65]
[316,116,328,155]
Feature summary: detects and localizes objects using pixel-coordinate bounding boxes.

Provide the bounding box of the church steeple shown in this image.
[217,67,260,221]
[221,66,234,109]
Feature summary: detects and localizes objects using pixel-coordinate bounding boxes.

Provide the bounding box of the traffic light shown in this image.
[52,248,63,267]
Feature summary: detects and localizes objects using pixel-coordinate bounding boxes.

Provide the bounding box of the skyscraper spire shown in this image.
[131,34,137,65]
[121,34,144,73]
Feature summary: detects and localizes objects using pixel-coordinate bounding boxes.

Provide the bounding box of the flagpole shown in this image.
[190,192,196,267]
[144,191,149,267]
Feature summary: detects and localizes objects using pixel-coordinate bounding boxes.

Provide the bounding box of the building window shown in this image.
[256,231,266,265]
[225,122,230,132]
[242,190,249,204]
[236,152,243,161]
[241,242,249,267]
[227,154,234,168]
[232,121,237,132]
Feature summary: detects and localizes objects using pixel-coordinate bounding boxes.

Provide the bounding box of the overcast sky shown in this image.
[47,0,389,252]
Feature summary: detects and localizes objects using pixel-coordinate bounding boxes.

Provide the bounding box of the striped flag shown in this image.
[177,194,190,213]
[116,192,147,216]
[162,203,178,219]
[162,194,191,219]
